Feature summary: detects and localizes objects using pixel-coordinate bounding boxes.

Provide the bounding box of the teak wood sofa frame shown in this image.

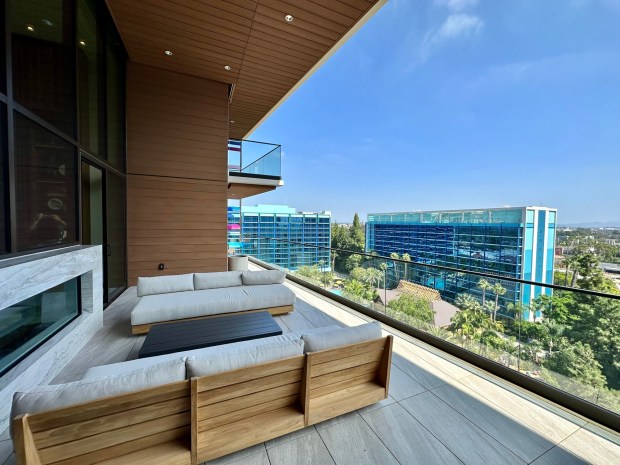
[131,305,295,335]
[13,336,393,465]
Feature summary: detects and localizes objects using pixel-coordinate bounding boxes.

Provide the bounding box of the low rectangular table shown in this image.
[138,311,283,358]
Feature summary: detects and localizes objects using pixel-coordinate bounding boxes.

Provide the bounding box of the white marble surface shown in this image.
[0,246,103,434]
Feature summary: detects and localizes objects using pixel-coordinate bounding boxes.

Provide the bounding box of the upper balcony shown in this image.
[228,139,284,199]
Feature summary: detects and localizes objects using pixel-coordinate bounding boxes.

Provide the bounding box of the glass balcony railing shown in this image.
[237,235,620,423]
[228,139,281,179]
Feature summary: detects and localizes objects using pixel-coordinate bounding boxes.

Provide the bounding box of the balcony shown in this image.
[228,139,284,199]
[1,261,618,465]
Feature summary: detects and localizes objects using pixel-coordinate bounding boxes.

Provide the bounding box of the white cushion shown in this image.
[131,284,295,326]
[289,325,341,339]
[81,354,188,380]
[186,335,304,378]
[302,321,382,353]
[194,271,242,290]
[137,274,194,297]
[242,270,286,285]
[81,334,302,380]
[11,359,186,420]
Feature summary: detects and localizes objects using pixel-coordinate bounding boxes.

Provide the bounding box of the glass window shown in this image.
[0,4,6,94]
[105,20,125,170]
[11,0,76,137]
[0,277,79,376]
[107,172,126,298]
[14,112,77,251]
[78,0,104,156]
[0,105,6,253]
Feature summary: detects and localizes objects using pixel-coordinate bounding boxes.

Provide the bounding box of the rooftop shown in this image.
[2,265,618,465]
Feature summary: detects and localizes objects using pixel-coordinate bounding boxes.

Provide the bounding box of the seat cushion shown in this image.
[242,270,286,285]
[137,274,194,297]
[194,271,242,290]
[186,335,304,378]
[131,284,295,326]
[12,358,186,420]
[81,334,302,380]
[302,321,382,353]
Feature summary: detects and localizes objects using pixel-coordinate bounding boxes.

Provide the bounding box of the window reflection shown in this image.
[14,113,77,251]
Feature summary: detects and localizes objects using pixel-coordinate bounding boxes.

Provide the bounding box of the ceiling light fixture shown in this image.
[284,14,294,22]
[79,40,86,46]
[230,120,235,123]
[164,50,173,56]
[26,24,35,32]
[224,65,231,71]
[42,19,53,26]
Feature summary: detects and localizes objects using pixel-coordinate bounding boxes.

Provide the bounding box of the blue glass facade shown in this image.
[366,207,557,319]
[228,205,331,271]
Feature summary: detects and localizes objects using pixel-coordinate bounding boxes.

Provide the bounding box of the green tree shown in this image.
[569,296,620,389]
[388,294,434,323]
[544,339,607,390]
[343,253,363,273]
[455,294,482,313]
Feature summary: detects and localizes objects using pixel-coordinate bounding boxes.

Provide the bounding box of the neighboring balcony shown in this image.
[228,139,283,199]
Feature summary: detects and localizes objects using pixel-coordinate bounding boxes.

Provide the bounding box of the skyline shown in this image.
[248,0,620,224]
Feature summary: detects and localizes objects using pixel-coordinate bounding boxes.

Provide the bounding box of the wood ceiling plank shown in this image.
[308,0,366,19]
[244,40,320,68]
[110,1,250,44]
[115,17,247,56]
[122,31,244,67]
[256,1,349,34]
[262,0,355,27]
[247,29,324,60]
[251,15,333,49]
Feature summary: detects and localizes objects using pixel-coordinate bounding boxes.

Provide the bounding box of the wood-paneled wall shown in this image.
[126,63,229,284]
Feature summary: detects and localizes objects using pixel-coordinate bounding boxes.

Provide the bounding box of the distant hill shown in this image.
[559,221,620,228]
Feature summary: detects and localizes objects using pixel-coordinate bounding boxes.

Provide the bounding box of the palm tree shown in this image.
[491,282,506,321]
[390,252,400,280]
[455,293,482,313]
[477,279,492,306]
[402,253,411,281]
[542,319,564,354]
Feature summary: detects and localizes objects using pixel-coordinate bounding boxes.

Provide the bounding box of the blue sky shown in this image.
[249,0,620,224]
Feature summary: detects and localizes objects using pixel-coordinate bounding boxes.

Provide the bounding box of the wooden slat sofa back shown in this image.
[13,381,191,465]
[13,336,393,465]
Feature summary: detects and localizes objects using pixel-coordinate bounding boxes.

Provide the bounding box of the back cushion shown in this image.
[11,358,186,422]
[137,274,194,297]
[186,335,303,378]
[194,271,243,290]
[302,321,382,353]
[242,270,286,286]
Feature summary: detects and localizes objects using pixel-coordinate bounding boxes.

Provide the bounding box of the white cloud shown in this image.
[417,14,483,63]
[434,0,479,11]
[436,13,483,40]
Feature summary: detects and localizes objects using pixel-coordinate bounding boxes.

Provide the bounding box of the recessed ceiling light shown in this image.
[224,65,231,71]
[26,24,35,32]
[284,14,294,22]
[230,120,235,123]
[79,40,86,47]
[42,19,53,26]
[164,50,173,56]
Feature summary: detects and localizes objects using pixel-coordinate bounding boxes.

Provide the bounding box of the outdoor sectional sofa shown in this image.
[131,270,296,334]
[11,322,392,465]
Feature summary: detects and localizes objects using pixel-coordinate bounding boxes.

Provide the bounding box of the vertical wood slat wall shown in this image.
[126,63,229,285]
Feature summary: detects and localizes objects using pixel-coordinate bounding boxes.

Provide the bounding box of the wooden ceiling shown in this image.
[106,0,386,139]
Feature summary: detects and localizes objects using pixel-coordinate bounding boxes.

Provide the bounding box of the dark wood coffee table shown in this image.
[138,311,283,358]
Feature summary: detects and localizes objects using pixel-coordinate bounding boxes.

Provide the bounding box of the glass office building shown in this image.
[366,207,557,319]
[229,205,331,271]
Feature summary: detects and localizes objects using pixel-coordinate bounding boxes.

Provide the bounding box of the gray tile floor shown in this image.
[2,268,619,465]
